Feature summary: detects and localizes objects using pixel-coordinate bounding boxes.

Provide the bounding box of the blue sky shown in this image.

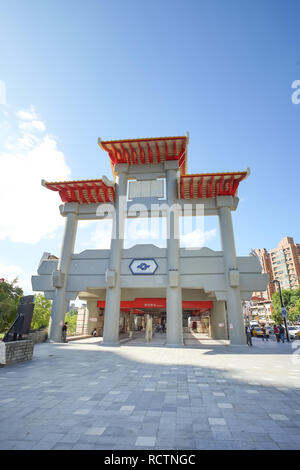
[0,0,299,293]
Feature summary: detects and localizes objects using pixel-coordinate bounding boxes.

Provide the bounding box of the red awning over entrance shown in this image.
[97,298,212,312]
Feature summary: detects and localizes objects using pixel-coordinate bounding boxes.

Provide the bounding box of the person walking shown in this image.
[279,323,285,343]
[62,322,68,342]
[245,325,252,346]
[274,324,280,343]
[262,325,268,342]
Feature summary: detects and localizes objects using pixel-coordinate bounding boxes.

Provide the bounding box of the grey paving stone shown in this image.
[253,441,281,450]
[195,439,215,450]
[1,337,299,451]
[211,427,232,440]
[208,418,226,426]
[72,443,96,450]
[31,440,56,450]
[135,436,156,446]
[52,443,73,450]
[12,441,34,450]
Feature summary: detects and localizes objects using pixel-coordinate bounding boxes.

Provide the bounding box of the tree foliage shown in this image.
[31,297,78,334]
[31,294,52,330]
[0,278,23,333]
[65,310,78,335]
[271,288,300,324]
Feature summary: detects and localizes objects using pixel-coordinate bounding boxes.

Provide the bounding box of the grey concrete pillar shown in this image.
[102,166,128,346]
[129,311,134,330]
[218,201,246,345]
[210,301,228,340]
[165,162,183,346]
[83,307,89,335]
[86,300,98,335]
[145,314,153,343]
[75,307,85,335]
[49,203,79,342]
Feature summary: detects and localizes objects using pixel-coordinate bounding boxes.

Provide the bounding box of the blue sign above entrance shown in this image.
[129,259,158,275]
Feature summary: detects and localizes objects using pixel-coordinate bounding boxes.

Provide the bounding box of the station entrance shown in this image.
[33,134,268,345]
[97,298,213,344]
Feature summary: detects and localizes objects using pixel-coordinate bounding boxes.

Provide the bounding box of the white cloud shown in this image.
[90,222,112,248]
[180,228,217,248]
[16,107,46,133]
[0,106,71,243]
[80,219,166,250]
[79,221,113,250]
[16,107,37,121]
[19,119,46,133]
[125,219,165,245]
[0,262,33,294]
[0,262,23,278]
[83,220,217,250]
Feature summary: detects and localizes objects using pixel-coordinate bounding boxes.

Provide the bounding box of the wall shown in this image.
[26,329,48,344]
[0,340,34,366]
[32,245,269,302]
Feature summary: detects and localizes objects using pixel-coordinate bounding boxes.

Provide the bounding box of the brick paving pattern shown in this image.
[0,335,300,450]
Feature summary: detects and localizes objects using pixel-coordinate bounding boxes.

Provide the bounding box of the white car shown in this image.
[287,326,300,340]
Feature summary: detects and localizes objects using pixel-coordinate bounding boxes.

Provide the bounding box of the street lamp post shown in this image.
[271,279,290,342]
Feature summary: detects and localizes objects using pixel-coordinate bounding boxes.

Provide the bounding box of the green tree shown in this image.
[31,294,51,330]
[271,288,300,324]
[290,288,300,309]
[0,278,23,333]
[67,309,78,317]
[65,310,78,335]
[294,298,300,317]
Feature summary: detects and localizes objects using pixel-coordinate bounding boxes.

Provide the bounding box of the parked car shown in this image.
[252,327,270,338]
[287,326,300,340]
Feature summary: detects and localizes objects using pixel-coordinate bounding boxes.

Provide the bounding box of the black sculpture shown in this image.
[3,295,35,343]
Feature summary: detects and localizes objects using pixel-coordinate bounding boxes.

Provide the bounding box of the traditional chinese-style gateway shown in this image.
[32,135,268,345]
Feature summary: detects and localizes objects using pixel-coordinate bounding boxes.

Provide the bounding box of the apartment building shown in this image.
[252,237,300,301]
[252,248,275,300]
[270,237,300,291]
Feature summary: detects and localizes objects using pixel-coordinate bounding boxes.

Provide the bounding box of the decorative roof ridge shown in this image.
[98,135,187,146]
[181,168,250,178]
[41,176,115,186]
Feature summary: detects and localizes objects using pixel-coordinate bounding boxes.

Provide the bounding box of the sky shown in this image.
[0,0,299,294]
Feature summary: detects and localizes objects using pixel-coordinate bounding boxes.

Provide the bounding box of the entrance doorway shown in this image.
[130,309,167,343]
[183,310,212,341]
[98,298,213,344]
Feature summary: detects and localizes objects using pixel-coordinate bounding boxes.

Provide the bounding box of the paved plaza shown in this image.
[1,335,300,450]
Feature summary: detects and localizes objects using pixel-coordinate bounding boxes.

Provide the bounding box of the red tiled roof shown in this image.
[43,178,115,204]
[98,135,188,175]
[179,170,249,199]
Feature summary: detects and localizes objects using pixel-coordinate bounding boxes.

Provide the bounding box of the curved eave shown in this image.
[179,170,249,199]
[42,178,115,204]
[98,135,188,176]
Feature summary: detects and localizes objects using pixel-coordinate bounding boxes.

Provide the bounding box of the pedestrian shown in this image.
[261,325,268,341]
[274,324,280,343]
[245,325,252,346]
[279,323,285,343]
[62,322,68,342]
